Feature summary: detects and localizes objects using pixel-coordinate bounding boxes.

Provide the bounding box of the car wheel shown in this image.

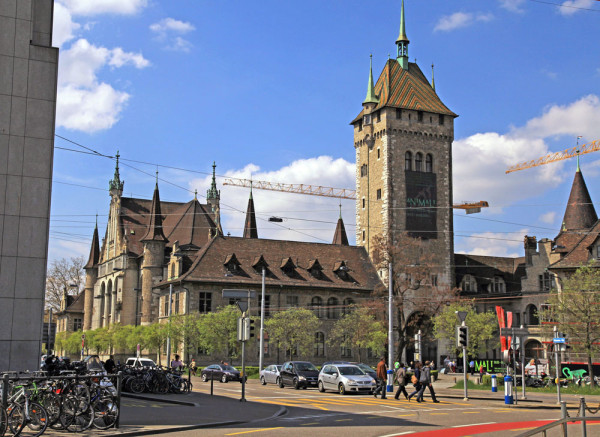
[339,383,346,395]
[221,375,228,383]
[318,381,325,393]
[293,378,300,390]
[278,378,284,388]
[260,376,266,385]
[201,374,208,382]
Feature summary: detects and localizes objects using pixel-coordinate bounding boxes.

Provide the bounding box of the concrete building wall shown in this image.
[0,0,58,371]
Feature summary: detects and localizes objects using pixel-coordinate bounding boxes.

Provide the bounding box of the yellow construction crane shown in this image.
[506,139,600,174]
[223,177,489,213]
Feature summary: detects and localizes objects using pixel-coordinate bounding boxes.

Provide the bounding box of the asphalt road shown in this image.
[134,378,589,437]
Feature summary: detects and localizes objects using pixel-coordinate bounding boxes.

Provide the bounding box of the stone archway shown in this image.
[525,339,544,361]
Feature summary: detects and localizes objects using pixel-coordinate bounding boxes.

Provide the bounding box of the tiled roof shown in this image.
[550,220,600,269]
[161,236,383,292]
[352,60,457,123]
[63,292,84,314]
[119,197,216,256]
[561,170,597,231]
[454,253,525,294]
[332,217,349,246]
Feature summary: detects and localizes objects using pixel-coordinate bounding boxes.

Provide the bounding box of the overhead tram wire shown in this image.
[528,0,600,12]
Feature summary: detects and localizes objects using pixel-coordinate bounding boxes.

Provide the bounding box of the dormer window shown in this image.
[364,114,372,125]
[252,255,269,273]
[280,257,295,275]
[333,261,350,280]
[492,276,506,293]
[461,274,477,293]
[224,253,241,274]
[307,259,323,279]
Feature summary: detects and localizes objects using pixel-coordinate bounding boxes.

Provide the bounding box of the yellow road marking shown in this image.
[301,423,320,426]
[335,419,353,422]
[462,411,480,414]
[225,428,284,436]
[399,414,416,417]
[368,416,380,419]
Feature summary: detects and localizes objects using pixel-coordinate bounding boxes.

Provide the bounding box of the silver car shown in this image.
[260,364,282,385]
[318,364,377,395]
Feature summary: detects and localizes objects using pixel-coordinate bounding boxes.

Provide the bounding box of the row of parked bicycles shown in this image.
[119,365,192,395]
[0,371,119,437]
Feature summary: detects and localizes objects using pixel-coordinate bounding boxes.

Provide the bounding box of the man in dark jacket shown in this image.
[394,362,408,400]
[373,357,387,399]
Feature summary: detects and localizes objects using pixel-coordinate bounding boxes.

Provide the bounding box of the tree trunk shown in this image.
[588,353,595,388]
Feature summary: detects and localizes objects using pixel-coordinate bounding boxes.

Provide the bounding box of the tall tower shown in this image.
[351,1,457,288]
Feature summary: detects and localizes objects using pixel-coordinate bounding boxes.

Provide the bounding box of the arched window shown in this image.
[360,164,368,177]
[493,276,506,293]
[526,304,539,325]
[327,297,340,319]
[314,332,325,357]
[343,298,355,315]
[461,274,477,293]
[99,283,106,327]
[311,296,324,319]
[425,154,433,172]
[415,152,423,171]
[106,280,113,326]
[405,151,412,171]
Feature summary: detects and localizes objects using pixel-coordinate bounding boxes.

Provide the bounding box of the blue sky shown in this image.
[49,0,600,263]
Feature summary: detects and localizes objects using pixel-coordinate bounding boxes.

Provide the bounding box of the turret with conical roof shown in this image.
[363,54,379,106]
[561,167,597,232]
[332,209,349,246]
[243,187,258,239]
[396,0,410,70]
[83,220,100,330]
[141,182,168,242]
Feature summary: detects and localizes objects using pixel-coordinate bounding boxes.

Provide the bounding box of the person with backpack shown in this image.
[394,362,409,400]
[407,362,422,402]
[420,361,439,403]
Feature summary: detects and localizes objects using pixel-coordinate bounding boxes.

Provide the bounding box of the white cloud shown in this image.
[539,211,557,224]
[189,157,356,243]
[541,69,558,80]
[455,230,527,257]
[559,0,596,16]
[56,39,150,132]
[52,2,80,48]
[150,18,196,52]
[434,12,493,32]
[58,0,148,16]
[498,0,526,13]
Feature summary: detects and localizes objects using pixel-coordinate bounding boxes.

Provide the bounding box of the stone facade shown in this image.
[0,0,58,371]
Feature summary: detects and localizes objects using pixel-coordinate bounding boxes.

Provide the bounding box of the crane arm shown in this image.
[506,139,600,174]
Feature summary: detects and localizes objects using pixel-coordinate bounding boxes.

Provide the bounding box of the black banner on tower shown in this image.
[405,171,437,239]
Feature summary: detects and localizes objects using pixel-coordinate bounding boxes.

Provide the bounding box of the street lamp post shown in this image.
[388,262,393,391]
[165,283,173,367]
[259,267,266,373]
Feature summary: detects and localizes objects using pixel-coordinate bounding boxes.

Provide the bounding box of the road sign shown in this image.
[236,301,249,313]
[222,289,256,299]
[500,327,530,337]
[553,337,566,344]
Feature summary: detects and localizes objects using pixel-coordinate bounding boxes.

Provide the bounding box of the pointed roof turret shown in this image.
[207,161,220,201]
[141,182,168,242]
[332,216,349,246]
[109,151,124,194]
[84,220,100,269]
[243,187,258,239]
[396,0,410,70]
[561,168,598,232]
[363,54,379,105]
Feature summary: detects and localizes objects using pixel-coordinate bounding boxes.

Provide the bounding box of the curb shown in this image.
[112,420,245,436]
[122,393,199,407]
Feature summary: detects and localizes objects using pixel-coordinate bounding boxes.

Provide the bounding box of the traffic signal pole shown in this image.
[462,321,468,401]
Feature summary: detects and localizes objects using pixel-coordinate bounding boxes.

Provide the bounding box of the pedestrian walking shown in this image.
[373,357,387,399]
[408,362,422,402]
[469,359,475,376]
[479,364,484,380]
[422,361,439,402]
[394,362,409,400]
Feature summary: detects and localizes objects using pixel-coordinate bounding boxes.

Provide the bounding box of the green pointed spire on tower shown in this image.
[396,0,410,70]
[109,150,124,192]
[363,54,379,105]
[207,161,220,200]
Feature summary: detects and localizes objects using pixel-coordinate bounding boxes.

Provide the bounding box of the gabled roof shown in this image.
[61,292,85,314]
[550,219,600,270]
[352,60,457,124]
[164,236,382,292]
[454,253,525,295]
[162,199,216,249]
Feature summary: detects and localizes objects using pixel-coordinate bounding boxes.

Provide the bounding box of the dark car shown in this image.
[279,361,319,389]
[352,363,377,380]
[200,364,241,383]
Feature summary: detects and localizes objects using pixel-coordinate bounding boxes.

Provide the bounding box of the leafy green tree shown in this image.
[141,323,169,365]
[266,307,320,361]
[540,264,600,387]
[197,305,240,362]
[171,314,200,362]
[433,300,497,358]
[113,324,134,354]
[328,305,387,362]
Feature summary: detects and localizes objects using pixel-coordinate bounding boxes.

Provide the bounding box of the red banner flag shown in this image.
[496,306,507,351]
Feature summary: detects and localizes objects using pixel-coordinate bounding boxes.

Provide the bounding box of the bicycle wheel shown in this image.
[8,402,48,437]
[92,397,119,430]
[38,391,61,426]
[0,405,8,437]
[129,378,145,394]
[66,405,94,433]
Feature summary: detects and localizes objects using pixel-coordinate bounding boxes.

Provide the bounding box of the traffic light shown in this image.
[248,318,255,338]
[457,326,468,348]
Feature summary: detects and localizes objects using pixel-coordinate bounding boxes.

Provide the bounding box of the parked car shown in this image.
[125,357,157,368]
[260,364,282,385]
[279,361,319,389]
[318,364,376,395]
[201,364,242,383]
[352,363,377,380]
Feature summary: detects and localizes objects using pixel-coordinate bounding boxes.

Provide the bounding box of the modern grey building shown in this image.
[0,0,58,371]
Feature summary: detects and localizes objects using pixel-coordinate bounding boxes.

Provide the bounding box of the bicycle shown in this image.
[6,382,48,437]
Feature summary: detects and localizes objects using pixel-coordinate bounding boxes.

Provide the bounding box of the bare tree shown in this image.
[45,256,86,310]
[371,232,457,362]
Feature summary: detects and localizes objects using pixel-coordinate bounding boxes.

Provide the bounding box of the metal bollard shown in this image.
[504,375,513,404]
[115,371,123,429]
[210,371,214,396]
[387,369,394,393]
[579,397,587,437]
[491,374,498,392]
[560,401,567,437]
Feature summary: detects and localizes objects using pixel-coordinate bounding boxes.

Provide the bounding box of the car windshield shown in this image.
[357,364,374,372]
[223,366,237,371]
[140,360,155,367]
[296,363,318,372]
[275,365,282,371]
[338,366,364,376]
